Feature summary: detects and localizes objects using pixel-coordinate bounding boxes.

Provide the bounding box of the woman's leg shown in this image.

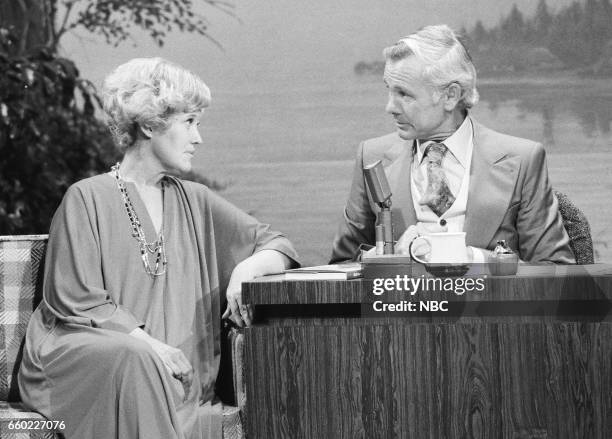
[39,325,184,439]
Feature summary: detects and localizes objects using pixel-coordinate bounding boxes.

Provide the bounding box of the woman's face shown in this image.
[149,112,203,175]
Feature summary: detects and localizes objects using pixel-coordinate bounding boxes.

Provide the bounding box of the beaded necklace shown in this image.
[111,163,167,276]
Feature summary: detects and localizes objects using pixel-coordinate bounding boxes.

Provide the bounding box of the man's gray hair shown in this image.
[383,25,479,108]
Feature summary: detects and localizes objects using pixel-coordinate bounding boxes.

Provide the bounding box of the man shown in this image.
[330,25,574,264]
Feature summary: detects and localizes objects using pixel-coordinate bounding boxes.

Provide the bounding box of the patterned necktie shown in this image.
[419,142,455,216]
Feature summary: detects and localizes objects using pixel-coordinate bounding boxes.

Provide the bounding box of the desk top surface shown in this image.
[242,264,612,306]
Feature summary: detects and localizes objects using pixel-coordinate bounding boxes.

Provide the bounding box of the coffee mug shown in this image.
[408,232,469,264]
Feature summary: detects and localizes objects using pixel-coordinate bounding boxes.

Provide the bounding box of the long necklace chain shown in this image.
[111,163,167,276]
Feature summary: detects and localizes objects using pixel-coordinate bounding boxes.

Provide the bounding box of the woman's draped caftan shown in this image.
[18,174,298,439]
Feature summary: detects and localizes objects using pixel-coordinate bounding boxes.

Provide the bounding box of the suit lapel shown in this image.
[465,122,521,248]
[385,141,416,238]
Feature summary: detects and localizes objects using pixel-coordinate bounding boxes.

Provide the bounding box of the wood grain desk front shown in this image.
[241,264,612,439]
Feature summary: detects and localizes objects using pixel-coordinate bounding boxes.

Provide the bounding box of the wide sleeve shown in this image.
[205,189,299,291]
[42,185,142,332]
[516,144,575,263]
[329,141,377,263]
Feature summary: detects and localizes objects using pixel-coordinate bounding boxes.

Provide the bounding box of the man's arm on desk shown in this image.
[330,141,376,263]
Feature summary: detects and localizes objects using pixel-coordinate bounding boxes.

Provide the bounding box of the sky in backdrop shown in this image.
[60,0,578,91]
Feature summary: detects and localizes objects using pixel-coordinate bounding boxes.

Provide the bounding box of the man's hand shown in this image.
[395,222,448,256]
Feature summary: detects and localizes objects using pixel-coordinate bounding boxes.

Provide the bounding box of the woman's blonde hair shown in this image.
[102,57,211,151]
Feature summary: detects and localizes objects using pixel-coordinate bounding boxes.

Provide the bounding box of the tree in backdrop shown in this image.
[0,0,232,234]
[532,0,553,45]
[467,0,612,73]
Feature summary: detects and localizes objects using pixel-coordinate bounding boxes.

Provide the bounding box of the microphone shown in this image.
[363,161,391,206]
[363,160,394,254]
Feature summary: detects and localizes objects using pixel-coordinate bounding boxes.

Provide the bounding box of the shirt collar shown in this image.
[416,115,473,168]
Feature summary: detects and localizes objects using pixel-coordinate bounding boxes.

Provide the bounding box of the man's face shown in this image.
[383,56,448,141]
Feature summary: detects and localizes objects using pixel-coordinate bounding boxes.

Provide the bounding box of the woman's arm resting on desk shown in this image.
[223,249,293,327]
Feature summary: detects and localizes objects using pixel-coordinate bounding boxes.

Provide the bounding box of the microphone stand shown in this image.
[363,160,394,255]
[376,198,394,255]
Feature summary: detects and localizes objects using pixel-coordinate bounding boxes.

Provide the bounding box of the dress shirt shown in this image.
[411,115,473,231]
[410,116,487,262]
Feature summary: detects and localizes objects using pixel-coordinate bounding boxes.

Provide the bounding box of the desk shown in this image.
[242,265,612,439]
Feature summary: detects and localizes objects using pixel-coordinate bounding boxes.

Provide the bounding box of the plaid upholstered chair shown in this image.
[0,235,246,439]
[0,235,57,439]
[554,190,594,264]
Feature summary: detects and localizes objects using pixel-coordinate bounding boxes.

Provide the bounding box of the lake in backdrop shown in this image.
[192,75,612,265]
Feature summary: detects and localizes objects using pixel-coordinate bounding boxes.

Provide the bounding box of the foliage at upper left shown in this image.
[0,27,119,234]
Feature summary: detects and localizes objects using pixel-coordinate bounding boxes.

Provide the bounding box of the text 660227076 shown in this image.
[4,419,66,431]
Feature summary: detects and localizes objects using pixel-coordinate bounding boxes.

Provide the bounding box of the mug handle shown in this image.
[409,236,431,264]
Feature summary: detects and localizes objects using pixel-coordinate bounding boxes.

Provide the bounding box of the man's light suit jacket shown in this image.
[330,121,575,264]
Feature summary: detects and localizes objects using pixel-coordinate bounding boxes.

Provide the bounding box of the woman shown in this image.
[18,57,298,438]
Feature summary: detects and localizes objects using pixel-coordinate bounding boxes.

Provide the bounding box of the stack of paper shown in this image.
[284,263,362,280]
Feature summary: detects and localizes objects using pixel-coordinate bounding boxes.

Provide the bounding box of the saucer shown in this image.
[424,263,470,277]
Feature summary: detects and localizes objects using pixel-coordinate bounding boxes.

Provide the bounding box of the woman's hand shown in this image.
[222,249,294,327]
[130,328,194,393]
[222,261,256,327]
